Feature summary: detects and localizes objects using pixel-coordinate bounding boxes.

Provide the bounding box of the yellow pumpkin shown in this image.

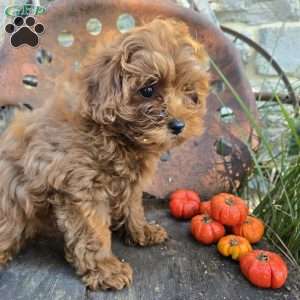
[217,235,252,260]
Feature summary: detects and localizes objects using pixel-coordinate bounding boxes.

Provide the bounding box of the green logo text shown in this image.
[5,5,47,17]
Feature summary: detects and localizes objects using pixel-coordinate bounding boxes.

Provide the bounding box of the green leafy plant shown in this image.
[211,58,300,266]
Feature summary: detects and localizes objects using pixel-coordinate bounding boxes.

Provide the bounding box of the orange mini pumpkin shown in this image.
[191,214,225,245]
[169,189,201,219]
[211,193,248,226]
[233,216,265,243]
[240,250,288,289]
[217,235,252,260]
[199,201,212,216]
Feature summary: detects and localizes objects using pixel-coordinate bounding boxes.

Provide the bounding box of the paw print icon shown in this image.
[5,16,45,48]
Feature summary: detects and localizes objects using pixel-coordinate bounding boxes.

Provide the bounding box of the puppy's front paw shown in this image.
[144,223,168,245]
[127,224,168,247]
[0,252,12,268]
[82,256,133,290]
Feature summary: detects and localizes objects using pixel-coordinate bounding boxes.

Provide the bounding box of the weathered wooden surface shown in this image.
[0,197,299,300]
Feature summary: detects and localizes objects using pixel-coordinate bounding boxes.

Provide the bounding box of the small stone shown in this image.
[285,285,292,292]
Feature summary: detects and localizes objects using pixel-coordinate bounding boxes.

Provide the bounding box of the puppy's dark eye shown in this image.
[190,93,199,104]
[187,92,199,104]
[140,85,155,98]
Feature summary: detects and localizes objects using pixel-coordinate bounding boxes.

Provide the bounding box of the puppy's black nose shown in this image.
[168,119,185,135]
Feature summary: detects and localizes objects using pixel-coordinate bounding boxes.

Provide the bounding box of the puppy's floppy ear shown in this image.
[80,45,123,125]
[80,34,145,125]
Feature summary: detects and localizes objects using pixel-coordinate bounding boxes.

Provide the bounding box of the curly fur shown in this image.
[0,19,209,290]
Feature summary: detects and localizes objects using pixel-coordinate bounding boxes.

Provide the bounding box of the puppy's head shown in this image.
[81,19,210,153]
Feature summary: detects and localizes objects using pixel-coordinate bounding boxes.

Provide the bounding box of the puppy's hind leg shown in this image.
[0,209,27,267]
[0,173,36,267]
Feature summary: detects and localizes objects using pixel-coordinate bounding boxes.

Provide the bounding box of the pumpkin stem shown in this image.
[257,252,269,262]
[225,198,234,206]
[202,215,212,224]
[229,238,239,246]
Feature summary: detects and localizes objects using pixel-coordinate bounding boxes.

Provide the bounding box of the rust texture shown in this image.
[0,0,259,199]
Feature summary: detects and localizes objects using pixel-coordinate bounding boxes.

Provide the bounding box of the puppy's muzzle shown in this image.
[168,119,185,135]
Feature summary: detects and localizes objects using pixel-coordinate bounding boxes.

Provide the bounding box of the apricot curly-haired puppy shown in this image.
[0,19,209,290]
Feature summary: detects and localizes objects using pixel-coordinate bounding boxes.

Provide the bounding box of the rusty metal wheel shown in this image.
[0,0,258,198]
[221,25,299,116]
